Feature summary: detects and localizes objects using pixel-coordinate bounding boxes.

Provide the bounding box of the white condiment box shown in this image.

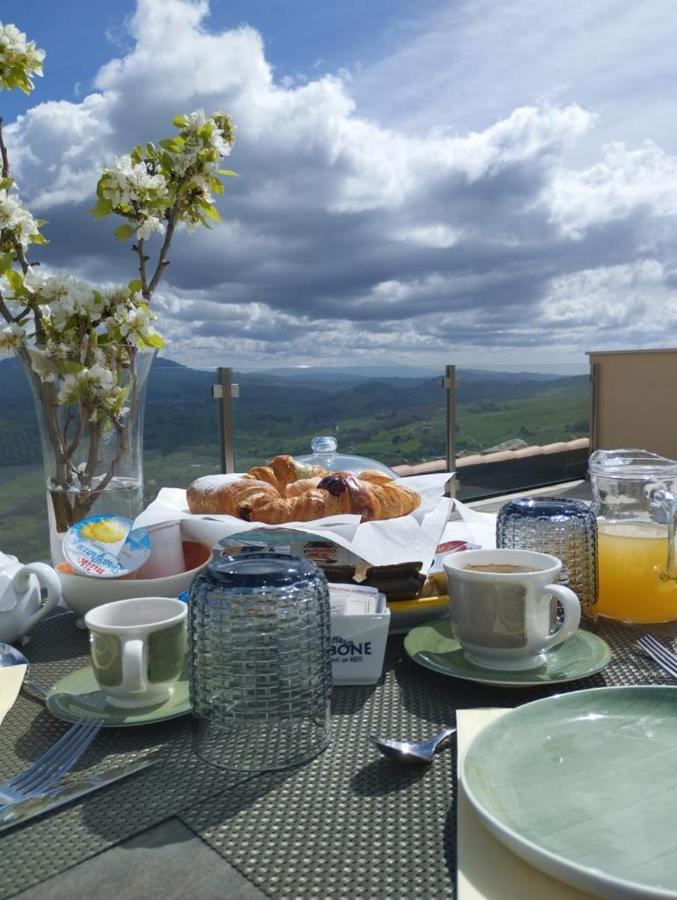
[329,584,390,685]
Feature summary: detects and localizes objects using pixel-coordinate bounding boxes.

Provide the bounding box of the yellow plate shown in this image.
[387,595,449,634]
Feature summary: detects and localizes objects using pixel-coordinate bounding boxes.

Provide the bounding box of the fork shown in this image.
[0,718,102,807]
[636,634,677,679]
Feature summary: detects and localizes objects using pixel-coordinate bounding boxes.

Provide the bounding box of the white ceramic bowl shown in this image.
[57,541,212,617]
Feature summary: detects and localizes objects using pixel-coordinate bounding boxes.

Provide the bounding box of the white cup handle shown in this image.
[12,562,62,633]
[543,584,581,650]
[122,639,147,695]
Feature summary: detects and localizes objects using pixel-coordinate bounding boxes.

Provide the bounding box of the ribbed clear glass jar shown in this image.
[496,496,598,621]
[189,552,332,772]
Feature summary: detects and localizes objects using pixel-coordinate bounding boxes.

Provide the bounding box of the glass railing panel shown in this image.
[231,365,448,472]
[454,360,589,500]
[142,360,220,503]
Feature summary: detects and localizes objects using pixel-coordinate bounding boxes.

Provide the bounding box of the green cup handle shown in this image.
[122,639,147,695]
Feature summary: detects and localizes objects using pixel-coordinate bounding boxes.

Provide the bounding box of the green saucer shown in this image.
[404,618,612,686]
[46,666,191,727]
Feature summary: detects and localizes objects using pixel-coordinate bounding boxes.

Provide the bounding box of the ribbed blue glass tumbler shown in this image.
[189,552,332,772]
[496,497,598,621]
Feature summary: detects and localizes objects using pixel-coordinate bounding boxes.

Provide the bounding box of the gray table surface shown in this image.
[10,481,593,900]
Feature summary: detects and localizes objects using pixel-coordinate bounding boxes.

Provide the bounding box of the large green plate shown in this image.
[462,687,677,898]
[404,618,611,686]
[46,665,191,727]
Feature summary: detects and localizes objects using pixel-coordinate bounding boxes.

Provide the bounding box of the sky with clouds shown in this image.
[3,0,677,372]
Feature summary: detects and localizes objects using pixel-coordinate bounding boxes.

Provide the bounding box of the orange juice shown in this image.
[597,522,677,623]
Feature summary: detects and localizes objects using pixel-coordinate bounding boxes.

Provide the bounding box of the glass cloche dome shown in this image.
[295,436,397,478]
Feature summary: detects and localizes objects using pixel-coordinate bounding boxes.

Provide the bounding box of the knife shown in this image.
[0,757,158,831]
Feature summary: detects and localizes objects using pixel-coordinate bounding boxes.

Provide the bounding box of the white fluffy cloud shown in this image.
[4,0,677,369]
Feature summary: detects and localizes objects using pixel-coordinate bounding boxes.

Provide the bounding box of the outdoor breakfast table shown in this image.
[3,481,677,900]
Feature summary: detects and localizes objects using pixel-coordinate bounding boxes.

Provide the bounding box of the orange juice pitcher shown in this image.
[590,449,677,623]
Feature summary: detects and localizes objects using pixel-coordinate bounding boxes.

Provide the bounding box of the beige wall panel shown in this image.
[589,350,677,457]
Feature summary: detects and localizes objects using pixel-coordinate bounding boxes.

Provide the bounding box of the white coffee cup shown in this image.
[85,597,187,708]
[443,549,581,671]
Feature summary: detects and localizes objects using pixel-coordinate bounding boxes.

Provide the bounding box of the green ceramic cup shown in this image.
[85,596,187,708]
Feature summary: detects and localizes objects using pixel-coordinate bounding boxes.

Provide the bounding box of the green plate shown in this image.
[46,666,191,727]
[404,617,611,686]
[462,686,677,898]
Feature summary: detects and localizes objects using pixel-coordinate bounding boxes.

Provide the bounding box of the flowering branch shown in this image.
[0,20,237,531]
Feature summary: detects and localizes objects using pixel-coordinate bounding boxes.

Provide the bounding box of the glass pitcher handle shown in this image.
[647,486,677,580]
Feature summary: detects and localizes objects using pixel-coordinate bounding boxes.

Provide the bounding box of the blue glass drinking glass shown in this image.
[189,552,332,772]
[496,497,598,621]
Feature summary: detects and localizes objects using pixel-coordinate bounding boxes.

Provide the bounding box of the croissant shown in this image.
[186,477,279,515]
[285,477,322,497]
[243,455,327,494]
[356,469,394,486]
[240,472,420,524]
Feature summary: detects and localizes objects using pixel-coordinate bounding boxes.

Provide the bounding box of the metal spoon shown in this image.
[370,726,457,765]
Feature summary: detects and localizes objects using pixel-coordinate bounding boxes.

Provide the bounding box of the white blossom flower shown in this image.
[27,345,56,381]
[185,109,208,129]
[0,321,25,352]
[100,155,167,208]
[0,189,40,250]
[22,267,46,293]
[210,128,231,157]
[0,22,45,89]
[136,215,165,241]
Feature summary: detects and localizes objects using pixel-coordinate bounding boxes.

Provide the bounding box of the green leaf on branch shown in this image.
[114,224,135,242]
[139,332,165,350]
[55,360,85,375]
[159,137,184,153]
[0,253,14,275]
[128,279,143,293]
[4,269,24,296]
[30,233,48,245]
[217,169,238,176]
[172,115,187,128]
[202,203,221,222]
[91,196,113,219]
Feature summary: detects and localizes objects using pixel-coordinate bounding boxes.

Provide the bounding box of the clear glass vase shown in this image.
[20,349,156,561]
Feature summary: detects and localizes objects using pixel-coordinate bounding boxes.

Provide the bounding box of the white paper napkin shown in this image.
[0,664,26,727]
[451,499,497,549]
[456,709,597,900]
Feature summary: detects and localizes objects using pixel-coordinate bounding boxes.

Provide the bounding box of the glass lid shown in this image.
[295,436,397,477]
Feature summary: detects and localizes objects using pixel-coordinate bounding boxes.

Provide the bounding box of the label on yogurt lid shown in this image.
[63,515,152,578]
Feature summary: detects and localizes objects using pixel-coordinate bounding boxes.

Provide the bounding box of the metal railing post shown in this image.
[212,367,239,473]
[444,364,456,473]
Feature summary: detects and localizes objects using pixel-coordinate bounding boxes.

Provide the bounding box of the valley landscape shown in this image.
[0,357,588,560]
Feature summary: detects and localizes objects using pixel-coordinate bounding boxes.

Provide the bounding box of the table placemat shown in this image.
[1,613,674,899]
[0,612,264,900]
[178,618,676,899]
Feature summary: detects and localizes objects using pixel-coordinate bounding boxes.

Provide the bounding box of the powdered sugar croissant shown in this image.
[186,477,280,516]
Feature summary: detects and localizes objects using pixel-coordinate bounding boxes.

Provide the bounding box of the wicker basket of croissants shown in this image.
[187,454,421,525]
